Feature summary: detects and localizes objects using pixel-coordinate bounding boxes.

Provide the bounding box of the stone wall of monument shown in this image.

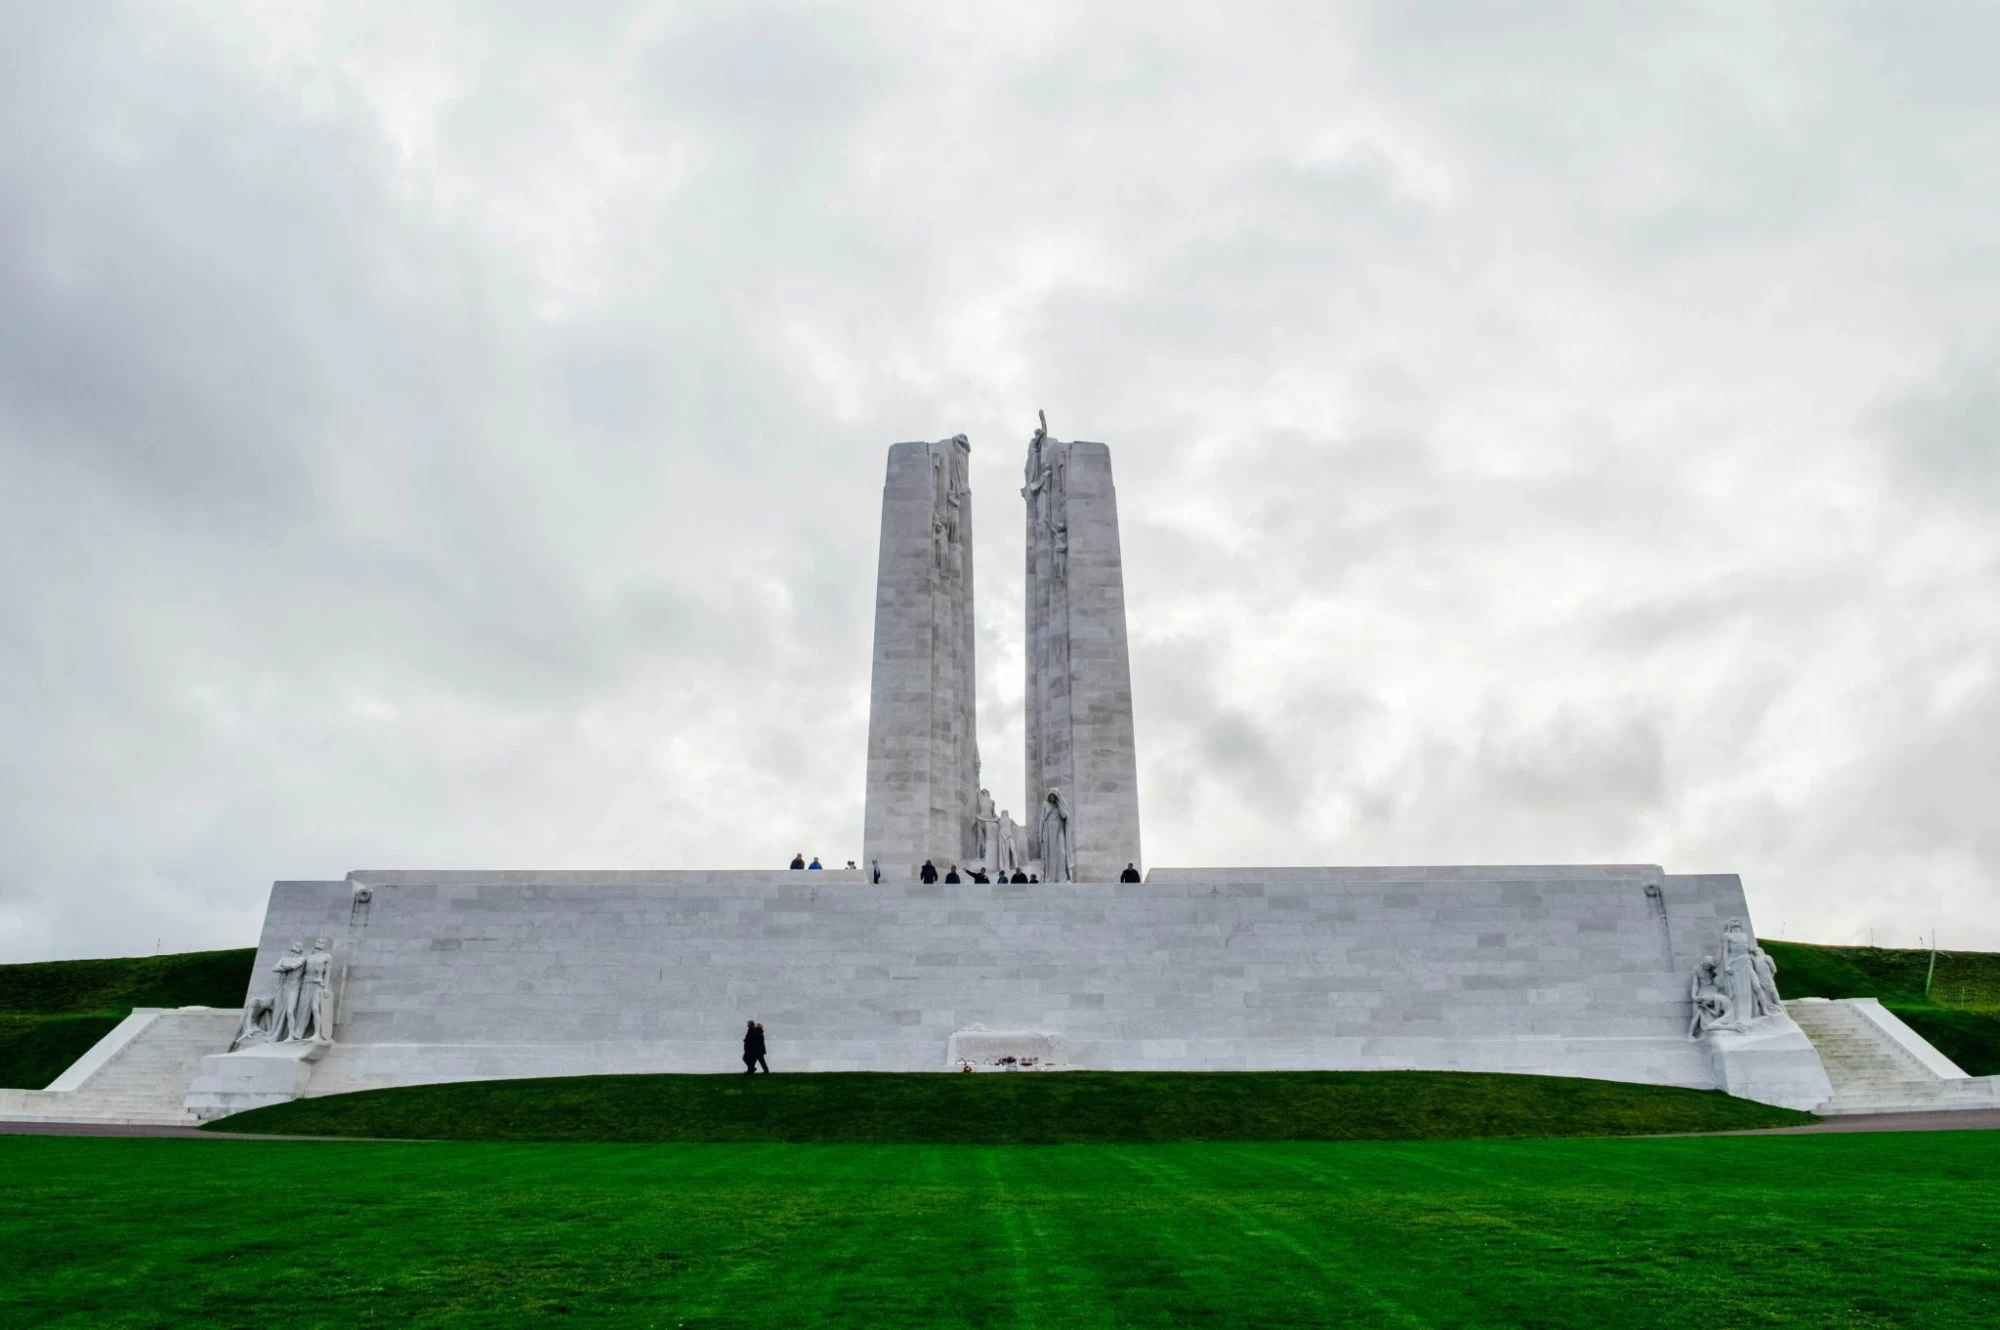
[240,864,1753,1097]
[862,437,979,881]
[1023,435,1141,882]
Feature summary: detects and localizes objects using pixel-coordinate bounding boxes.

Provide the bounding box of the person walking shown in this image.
[1120,863,1142,883]
[743,1020,769,1074]
[870,859,883,883]
[920,859,939,884]
[789,853,806,870]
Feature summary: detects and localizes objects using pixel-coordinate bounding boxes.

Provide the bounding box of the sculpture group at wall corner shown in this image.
[230,938,337,1051]
[1689,918,1784,1038]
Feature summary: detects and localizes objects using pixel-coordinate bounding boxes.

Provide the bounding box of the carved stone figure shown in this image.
[1688,956,1737,1037]
[1039,788,1073,883]
[996,810,1020,875]
[295,938,335,1043]
[1051,520,1068,583]
[974,787,998,863]
[1750,940,1782,1014]
[1022,413,1059,536]
[269,942,307,1042]
[1719,918,1781,1023]
[230,994,277,1051]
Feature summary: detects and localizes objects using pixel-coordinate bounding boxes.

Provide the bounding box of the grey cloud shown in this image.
[3,1,1999,959]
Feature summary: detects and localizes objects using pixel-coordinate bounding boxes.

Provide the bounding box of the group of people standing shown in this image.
[790,849,1143,884]
[920,860,1035,884]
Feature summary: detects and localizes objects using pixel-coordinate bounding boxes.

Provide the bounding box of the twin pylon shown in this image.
[861,417,1142,883]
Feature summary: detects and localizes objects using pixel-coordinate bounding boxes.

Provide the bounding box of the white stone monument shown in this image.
[861,435,982,882]
[21,425,1933,1125]
[1021,413,1142,882]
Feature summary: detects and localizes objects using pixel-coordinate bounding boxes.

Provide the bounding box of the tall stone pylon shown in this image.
[862,435,982,882]
[1023,414,1142,882]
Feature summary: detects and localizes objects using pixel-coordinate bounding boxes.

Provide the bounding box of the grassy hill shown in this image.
[209,1069,1810,1142]
[1761,939,2000,1074]
[6,1132,1998,1327]
[0,948,254,1089]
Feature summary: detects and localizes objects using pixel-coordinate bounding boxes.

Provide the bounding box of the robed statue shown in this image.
[1039,788,1073,883]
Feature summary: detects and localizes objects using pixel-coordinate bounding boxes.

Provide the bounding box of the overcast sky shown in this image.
[2,1,1996,963]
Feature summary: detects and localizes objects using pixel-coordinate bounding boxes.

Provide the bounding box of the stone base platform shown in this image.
[205,863,1812,1111]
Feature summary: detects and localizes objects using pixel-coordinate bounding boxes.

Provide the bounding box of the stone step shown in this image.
[1789,997,2000,1114]
[18,1008,239,1123]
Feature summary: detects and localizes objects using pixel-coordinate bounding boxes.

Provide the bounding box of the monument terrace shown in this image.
[19,415,1990,1127]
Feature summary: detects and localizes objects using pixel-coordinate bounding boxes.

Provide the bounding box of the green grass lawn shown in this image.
[2,1130,1995,1328]
[1764,939,2000,1074]
[210,1069,1809,1143]
[0,948,254,1089]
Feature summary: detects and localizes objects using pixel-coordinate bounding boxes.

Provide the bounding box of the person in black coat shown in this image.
[789,853,806,870]
[920,860,939,884]
[743,1020,769,1074]
[944,865,961,884]
[1011,869,1029,884]
[1120,863,1142,883]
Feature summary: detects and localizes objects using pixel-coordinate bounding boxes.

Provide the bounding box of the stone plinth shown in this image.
[213,864,1778,1107]
[184,1041,326,1121]
[1706,1016,1835,1111]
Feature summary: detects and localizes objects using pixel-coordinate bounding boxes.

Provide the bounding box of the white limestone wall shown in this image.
[239,864,1745,1098]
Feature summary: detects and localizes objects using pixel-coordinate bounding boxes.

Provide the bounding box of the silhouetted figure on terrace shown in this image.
[1120,863,1142,883]
[743,1020,769,1074]
[920,860,939,884]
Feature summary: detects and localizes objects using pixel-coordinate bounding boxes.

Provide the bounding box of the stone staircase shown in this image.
[1788,998,2000,1115]
[0,1007,241,1126]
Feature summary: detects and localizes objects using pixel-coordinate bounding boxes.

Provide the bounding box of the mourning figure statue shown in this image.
[269,942,307,1042]
[1688,956,1737,1037]
[230,994,277,1051]
[1039,788,1073,883]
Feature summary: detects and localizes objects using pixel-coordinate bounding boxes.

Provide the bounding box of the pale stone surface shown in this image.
[185,1041,326,1120]
[1023,423,1141,882]
[862,437,981,882]
[1705,1016,1835,1111]
[197,864,1780,1104]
